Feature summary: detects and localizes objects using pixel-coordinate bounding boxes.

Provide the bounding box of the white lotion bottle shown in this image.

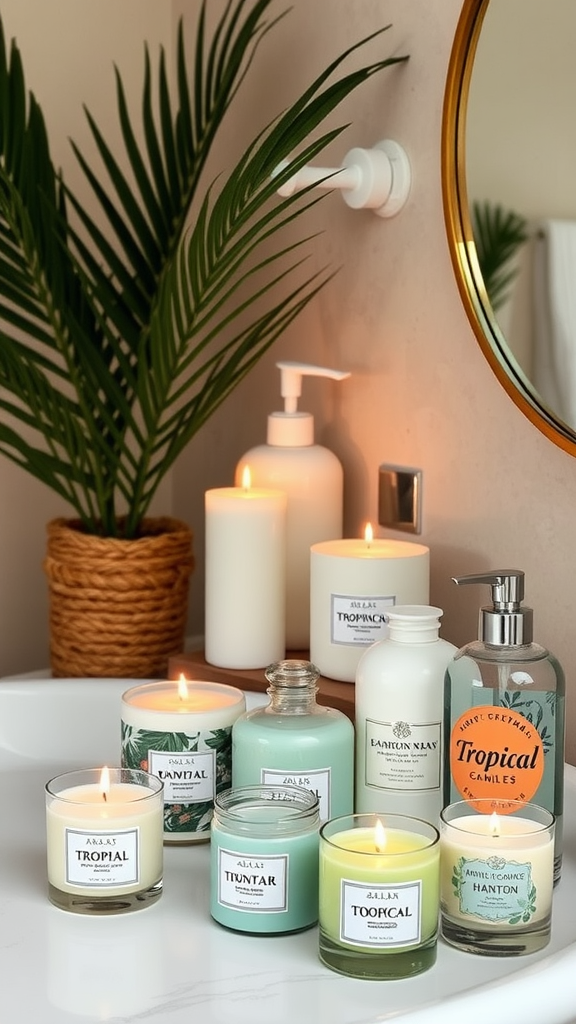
[236,361,349,650]
[355,605,457,824]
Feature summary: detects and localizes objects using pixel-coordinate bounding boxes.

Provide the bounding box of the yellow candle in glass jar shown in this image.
[319,813,439,978]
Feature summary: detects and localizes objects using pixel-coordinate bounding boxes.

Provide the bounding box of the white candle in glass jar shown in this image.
[440,805,554,929]
[45,768,163,898]
[310,525,429,681]
[205,468,287,669]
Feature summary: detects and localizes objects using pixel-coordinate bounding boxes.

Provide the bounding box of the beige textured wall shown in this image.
[0,2,574,767]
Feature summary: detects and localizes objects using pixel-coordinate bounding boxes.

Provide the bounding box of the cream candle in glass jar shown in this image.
[45,767,164,914]
[121,678,245,843]
[440,799,555,956]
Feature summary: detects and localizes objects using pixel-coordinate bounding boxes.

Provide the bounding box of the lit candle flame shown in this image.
[364,522,374,548]
[374,818,386,853]
[178,674,189,701]
[241,465,251,491]
[99,765,110,803]
[489,812,500,837]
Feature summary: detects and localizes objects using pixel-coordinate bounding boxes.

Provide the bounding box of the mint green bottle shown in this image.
[232,660,354,821]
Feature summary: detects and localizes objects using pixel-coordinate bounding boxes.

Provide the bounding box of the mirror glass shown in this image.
[442,0,576,455]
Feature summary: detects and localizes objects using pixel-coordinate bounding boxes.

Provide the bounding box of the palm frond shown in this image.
[0,1,409,536]
[472,200,529,312]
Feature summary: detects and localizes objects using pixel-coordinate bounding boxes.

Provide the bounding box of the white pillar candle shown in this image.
[45,767,164,913]
[205,469,287,669]
[121,679,245,843]
[310,526,429,681]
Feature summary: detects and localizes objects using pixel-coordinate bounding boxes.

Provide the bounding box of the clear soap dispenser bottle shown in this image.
[444,570,565,883]
[236,361,349,650]
[231,659,354,821]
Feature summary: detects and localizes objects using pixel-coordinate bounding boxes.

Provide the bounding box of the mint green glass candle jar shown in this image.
[210,785,320,934]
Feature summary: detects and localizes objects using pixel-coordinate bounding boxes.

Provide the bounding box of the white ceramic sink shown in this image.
[0,676,574,1024]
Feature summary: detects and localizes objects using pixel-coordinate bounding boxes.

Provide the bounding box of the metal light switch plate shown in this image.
[378,464,422,534]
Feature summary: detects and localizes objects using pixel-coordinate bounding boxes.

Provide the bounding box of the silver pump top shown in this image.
[452,570,533,645]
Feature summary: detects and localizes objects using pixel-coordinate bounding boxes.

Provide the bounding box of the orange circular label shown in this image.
[450,706,544,811]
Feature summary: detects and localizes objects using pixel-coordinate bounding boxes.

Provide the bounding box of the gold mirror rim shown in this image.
[441,0,576,457]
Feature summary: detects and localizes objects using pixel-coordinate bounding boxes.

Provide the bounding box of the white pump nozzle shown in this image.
[277,361,351,414]
[267,361,350,446]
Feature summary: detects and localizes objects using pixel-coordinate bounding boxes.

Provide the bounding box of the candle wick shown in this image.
[102,792,107,803]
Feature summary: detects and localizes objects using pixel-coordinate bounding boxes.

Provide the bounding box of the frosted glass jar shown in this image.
[210,785,320,934]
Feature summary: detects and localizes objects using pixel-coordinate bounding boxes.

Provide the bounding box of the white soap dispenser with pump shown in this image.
[236,360,349,650]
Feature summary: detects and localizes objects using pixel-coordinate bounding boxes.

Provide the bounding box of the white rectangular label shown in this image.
[148,749,215,803]
[261,767,331,820]
[65,828,139,887]
[365,720,441,791]
[340,879,422,947]
[218,848,288,912]
[330,595,395,646]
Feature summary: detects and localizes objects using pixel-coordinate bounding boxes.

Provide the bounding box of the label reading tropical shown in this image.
[450,706,544,806]
[330,594,394,646]
[340,880,422,948]
[66,827,139,887]
[121,722,233,837]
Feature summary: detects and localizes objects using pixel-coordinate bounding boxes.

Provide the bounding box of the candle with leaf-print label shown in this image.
[440,800,555,956]
[121,678,245,843]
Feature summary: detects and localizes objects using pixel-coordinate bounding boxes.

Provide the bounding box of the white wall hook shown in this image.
[275,139,411,219]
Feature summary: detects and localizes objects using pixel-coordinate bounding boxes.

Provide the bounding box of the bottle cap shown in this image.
[385,605,443,643]
[452,570,533,645]
[267,361,350,447]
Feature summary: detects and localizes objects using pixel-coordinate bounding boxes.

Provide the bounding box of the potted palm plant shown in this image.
[0,0,407,677]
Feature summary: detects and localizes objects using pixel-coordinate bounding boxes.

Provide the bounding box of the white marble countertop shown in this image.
[0,676,575,1024]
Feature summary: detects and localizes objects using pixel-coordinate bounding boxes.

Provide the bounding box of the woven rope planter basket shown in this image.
[44,516,195,678]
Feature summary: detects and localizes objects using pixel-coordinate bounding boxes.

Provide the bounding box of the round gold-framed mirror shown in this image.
[442,0,576,457]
